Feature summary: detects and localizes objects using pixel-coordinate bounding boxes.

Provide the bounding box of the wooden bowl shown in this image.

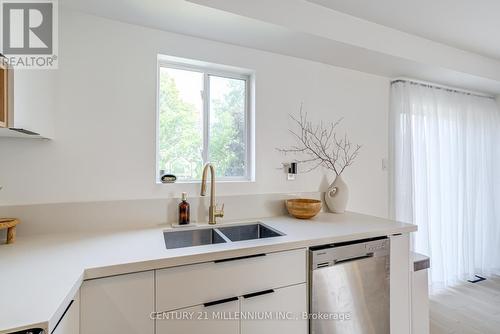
[286,199,322,219]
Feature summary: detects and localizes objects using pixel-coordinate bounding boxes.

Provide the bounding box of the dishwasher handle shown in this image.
[334,252,374,265]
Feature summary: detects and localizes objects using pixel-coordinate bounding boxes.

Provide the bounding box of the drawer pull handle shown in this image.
[214,253,266,263]
[51,299,74,334]
[243,289,275,299]
[203,296,238,307]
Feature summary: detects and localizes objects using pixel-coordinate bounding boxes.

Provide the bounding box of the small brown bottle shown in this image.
[178,192,190,225]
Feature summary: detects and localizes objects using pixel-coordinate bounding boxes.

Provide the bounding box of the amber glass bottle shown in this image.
[178,192,190,225]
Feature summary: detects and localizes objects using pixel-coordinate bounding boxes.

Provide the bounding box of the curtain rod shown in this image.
[391,78,495,100]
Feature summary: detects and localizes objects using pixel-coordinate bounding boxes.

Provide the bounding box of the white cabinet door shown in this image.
[156,298,239,334]
[81,271,154,334]
[390,234,411,334]
[10,68,55,137]
[53,291,80,334]
[241,283,308,334]
[156,249,306,313]
[411,269,430,334]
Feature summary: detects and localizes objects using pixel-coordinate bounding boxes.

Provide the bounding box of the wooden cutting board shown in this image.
[0,218,19,244]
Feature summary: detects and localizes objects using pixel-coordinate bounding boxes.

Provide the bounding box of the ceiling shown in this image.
[59,0,304,53]
[308,0,500,61]
[59,0,500,94]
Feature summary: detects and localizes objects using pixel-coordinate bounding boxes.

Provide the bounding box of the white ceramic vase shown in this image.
[325,174,349,213]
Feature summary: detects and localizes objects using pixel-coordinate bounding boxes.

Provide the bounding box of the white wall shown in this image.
[0,9,390,218]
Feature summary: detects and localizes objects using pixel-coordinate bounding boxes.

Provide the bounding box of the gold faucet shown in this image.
[200,163,224,224]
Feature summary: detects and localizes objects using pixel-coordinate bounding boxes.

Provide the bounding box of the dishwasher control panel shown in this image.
[310,237,390,269]
[366,242,387,252]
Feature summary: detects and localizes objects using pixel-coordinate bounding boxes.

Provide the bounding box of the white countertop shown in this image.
[0,212,416,333]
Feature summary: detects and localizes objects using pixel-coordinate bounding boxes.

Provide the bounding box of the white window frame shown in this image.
[156,55,254,183]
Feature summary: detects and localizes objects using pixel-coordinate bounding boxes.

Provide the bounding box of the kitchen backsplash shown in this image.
[0,192,323,236]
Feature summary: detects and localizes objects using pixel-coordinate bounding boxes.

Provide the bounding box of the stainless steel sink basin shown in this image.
[164,223,285,249]
[164,228,227,249]
[216,223,285,242]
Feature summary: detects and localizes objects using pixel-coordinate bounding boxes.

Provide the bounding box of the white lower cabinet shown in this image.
[80,270,155,334]
[155,249,308,334]
[156,284,307,334]
[241,283,307,334]
[411,254,430,334]
[156,298,239,334]
[389,234,411,334]
[52,291,80,334]
[155,249,307,312]
[80,250,307,334]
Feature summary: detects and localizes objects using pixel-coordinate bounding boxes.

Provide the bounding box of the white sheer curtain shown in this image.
[390,80,500,287]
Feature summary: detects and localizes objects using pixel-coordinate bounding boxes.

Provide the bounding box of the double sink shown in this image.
[164,223,285,249]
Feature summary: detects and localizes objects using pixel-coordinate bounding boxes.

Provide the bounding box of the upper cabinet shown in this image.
[0,66,56,139]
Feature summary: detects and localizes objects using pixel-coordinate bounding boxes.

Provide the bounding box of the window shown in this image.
[156,57,252,182]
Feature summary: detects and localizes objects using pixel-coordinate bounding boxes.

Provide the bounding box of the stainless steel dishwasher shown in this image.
[310,237,390,334]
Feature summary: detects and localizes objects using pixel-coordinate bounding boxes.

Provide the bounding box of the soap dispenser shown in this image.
[178,192,190,225]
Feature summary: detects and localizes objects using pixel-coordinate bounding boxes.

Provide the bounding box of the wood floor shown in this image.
[430,275,500,334]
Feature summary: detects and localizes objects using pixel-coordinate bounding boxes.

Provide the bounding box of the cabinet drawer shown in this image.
[156,248,306,312]
[241,283,308,334]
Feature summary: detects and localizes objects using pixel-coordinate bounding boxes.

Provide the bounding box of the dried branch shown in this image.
[277,104,361,175]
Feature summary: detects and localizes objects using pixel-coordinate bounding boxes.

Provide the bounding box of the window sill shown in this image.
[156,179,255,185]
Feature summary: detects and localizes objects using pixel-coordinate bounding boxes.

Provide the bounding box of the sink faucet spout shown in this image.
[200,163,224,224]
